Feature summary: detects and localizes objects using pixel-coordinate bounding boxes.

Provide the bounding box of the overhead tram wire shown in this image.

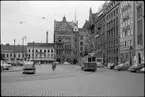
[1,8,50,21]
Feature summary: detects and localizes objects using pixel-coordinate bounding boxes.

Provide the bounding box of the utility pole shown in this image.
[22,38,24,61]
[33,41,34,62]
[22,36,27,61]
[14,39,16,61]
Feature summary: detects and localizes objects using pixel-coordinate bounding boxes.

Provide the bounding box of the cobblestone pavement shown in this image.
[1,65,144,96]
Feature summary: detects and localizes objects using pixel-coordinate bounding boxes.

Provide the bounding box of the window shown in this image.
[80,42,83,46]
[137,20,143,45]
[29,49,31,52]
[36,50,38,53]
[125,31,128,37]
[47,54,49,58]
[18,54,20,57]
[48,50,50,53]
[80,36,83,40]
[51,54,53,58]
[44,54,46,58]
[7,54,9,57]
[80,47,83,51]
[44,50,46,53]
[137,5,142,18]
[51,50,53,53]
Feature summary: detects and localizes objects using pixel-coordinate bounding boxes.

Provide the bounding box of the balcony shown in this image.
[121,3,131,12]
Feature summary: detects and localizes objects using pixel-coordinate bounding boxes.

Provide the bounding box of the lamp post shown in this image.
[129,46,133,66]
[14,39,16,60]
[22,36,27,61]
[33,41,35,62]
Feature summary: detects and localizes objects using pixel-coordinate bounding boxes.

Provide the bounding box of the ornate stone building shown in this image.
[54,16,79,64]
[134,1,144,64]
[120,1,135,65]
[27,43,54,64]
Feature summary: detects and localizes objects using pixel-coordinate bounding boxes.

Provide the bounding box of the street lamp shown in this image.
[129,46,133,66]
[22,36,27,61]
[33,41,35,62]
[14,39,16,60]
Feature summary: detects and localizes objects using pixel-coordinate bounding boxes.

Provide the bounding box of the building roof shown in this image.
[1,44,27,53]
[27,43,54,48]
[82,20,89,31]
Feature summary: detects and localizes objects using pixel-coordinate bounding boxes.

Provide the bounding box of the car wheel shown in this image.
[118,69,120,71]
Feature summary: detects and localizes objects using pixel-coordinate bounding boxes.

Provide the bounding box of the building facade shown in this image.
[27,43,54,64]
[88,1,120,65]
[120,1,135,65]
[87,8,96,53]
[94,3,106,63]
[134,1,144,64]
[79,20,89,56]
[105,1,120,64]
[54,16,79,64]
[1,44,27,61]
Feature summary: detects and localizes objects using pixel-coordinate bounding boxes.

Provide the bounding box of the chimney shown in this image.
[46,31,48,43]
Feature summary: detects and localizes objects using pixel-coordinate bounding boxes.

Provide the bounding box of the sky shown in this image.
[1,1,105,45]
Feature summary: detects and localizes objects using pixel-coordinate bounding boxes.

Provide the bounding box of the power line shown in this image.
[1,8,50,20]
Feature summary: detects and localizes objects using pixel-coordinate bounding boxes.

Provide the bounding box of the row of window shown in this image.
[106,56,118,63]
[28,49,54,53]
[137,4,143,18]
[121,18,132,28]
[121,1,132,12]
[120,40,133,48]
[107,27,119,38]
[121,6,132,18]
[106,8,119,21]
[109,38,119,46]
[106,17,118,30]
[28,54,53,58]
[107,48,118,55]
[3,53,26,58]
[120,29,133,38]
[106,1,119,13]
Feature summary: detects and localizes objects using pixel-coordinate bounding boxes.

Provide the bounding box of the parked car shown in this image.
[110,63,115,69]
[11,61,18,66]
[1,61,11,70]
[140,67,145,72]
[117,62,130,71]
[129,63,144,72]
[23,61,36,74]
[107,63,114,69]
[17,60,24,66]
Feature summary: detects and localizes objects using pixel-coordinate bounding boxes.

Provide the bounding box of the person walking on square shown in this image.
[52,62,56,71]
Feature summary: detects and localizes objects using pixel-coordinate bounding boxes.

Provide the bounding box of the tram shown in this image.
[81,53,97,71]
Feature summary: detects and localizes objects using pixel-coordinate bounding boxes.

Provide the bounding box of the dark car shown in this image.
[129,63,144,73]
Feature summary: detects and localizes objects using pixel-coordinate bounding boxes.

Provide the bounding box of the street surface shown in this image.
[1,64,144,96]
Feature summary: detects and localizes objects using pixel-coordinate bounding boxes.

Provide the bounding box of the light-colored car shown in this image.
[1,61,11,70]
[107,63,114,69]
[117,62,130,71]
[140,67,144,72]
[23,61,35,74]
[129,63,144,72]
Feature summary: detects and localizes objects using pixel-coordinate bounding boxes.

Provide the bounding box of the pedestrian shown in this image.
[52,62,56,71]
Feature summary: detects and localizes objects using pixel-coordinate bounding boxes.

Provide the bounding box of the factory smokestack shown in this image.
[46,31,48,43]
